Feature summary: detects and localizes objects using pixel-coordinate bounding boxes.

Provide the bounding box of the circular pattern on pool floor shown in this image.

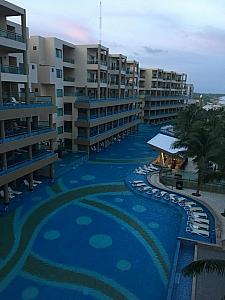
[43,230,61,240]
[81,175,95,181]
[89,234,112,249]
[21,287,39,300]
[132,205,147,213]
[76,216,92,225]
[114,197,124,203]
[70,180,78,184]
[116,260,132,271]
[148,222,160,229]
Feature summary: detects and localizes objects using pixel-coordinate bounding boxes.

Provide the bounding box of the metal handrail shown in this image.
[0,28,24,42]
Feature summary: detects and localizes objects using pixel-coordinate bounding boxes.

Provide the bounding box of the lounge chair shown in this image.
[134,183,147,187]
[152,189,159,194]
[189,216,209,225]
[160,191,168,197]
[184,201,196,207]
[139,186,151,191]
[33,180,42,184]
[8,187,22,195]
[149,164,159,171]
[188,221,209,230]
[169,194,176,200]
[190,207,203,213]
[191,212,208,219]
[0,190,15,199]
[24,179,37,187]
[133,180,144,184]
[186,226,209,237]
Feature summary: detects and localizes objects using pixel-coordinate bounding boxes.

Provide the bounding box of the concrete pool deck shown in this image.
[149,173,225,247]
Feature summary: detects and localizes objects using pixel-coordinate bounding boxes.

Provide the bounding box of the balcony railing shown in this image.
[63,57,75,64]
[0,94,53,109]
[64,76,75,82]
[1,65,25,75]
[0,126,55,144]
[75,96,141,103]
[78,119,140,140]
[0,28,24,43]
[0,151,55,176]
[87,59,98,64]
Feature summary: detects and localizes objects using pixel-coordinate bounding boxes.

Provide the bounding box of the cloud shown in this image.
[143,46,168,55]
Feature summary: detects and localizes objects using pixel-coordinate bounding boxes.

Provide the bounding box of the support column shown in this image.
[26,117,31,133]
[49,163,55,179]
[28,173,33,191]
[21,13,29,104]
[50,139,53,151]
[3,152,7,170]
[0,120,5,139]
[97,45,101,98]
[28,145,32,160]
[3,184,9,206]
[0,73,3,105]
[49,114,53,128]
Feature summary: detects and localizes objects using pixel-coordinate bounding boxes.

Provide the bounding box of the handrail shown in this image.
[1,65,25,75]
[0,28,24,43]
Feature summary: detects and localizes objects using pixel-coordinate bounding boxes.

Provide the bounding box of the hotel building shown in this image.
[0,0,57,204]
[140,68,187,124]
[29,40,143,153]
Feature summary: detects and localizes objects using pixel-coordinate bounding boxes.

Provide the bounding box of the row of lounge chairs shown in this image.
[134,164,159,175]
[130,180,210,237]
[0,179,42,199]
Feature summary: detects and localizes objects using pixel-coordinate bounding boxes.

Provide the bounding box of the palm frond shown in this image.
[182,259,225,277]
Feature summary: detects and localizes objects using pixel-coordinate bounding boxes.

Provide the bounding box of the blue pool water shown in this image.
[0,124,215,300]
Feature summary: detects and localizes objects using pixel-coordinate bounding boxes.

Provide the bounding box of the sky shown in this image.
[11,0,225,93]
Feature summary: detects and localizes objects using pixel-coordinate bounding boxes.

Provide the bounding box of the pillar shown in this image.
[26,117,31,133]
[28,145,32,160]
[49,114,53,128]
[28,173,33,191]
[3,184,9,205]
[21,13,29,104]
[97,45,101,99]
[49,163,55,179]
[0,73,3,105]
[0,120,5,139]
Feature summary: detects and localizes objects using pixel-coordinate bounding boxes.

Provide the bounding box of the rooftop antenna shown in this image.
[99,0,102,44]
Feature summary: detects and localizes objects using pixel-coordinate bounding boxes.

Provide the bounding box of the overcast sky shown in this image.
[12,0,225,93]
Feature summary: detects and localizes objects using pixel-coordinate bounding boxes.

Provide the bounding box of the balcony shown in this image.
[0,125,55,144]
[87,78,98,83]
[87,59,98,64]
[0,151,57,185]
[64,76,75,82]
[1,65,25,75]
[0,28,24,43]
[63,57,75,64]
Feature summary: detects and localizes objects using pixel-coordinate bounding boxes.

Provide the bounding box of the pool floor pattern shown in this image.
[0,125,213,300]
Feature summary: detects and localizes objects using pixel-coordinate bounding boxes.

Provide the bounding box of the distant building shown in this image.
[139,68,187,124]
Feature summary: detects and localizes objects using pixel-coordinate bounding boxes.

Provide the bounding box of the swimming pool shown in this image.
[0,124,215,300]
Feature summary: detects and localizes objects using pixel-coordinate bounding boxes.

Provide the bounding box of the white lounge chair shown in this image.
[192,212,208,219]
[189,217,209,225]
[160,191,168,197]
[140,186,151,191]
[33,180,42,184]
[186,226,209,237]
[152,189,159,194]
[188,221,209,230]
[8,187,22,195]
[135,183,147,187]
[149,164,159,171]
[190,207,203,213]
[133,180,144,184]
[184,201,196,207]
[169,194,176,200]
[0,190,15,199]
[24,179,37,187]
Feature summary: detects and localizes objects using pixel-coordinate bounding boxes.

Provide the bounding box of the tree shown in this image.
[183,259,225,277]
[174,105,225,195]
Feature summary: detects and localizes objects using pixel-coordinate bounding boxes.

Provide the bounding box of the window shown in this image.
[56,69,62,78]
[57,126,64,134]
[32,65,35,70]
[56,89,63,97]
[34,88,38,93]
[33,46,37,50]
[51,68,54,72]
[56,48,62,59]
[57,108,64,117]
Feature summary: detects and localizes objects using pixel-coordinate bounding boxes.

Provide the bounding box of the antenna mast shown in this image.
[99,0,102,44]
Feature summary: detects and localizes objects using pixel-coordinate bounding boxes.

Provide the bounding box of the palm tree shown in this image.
[183,259,225,277]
